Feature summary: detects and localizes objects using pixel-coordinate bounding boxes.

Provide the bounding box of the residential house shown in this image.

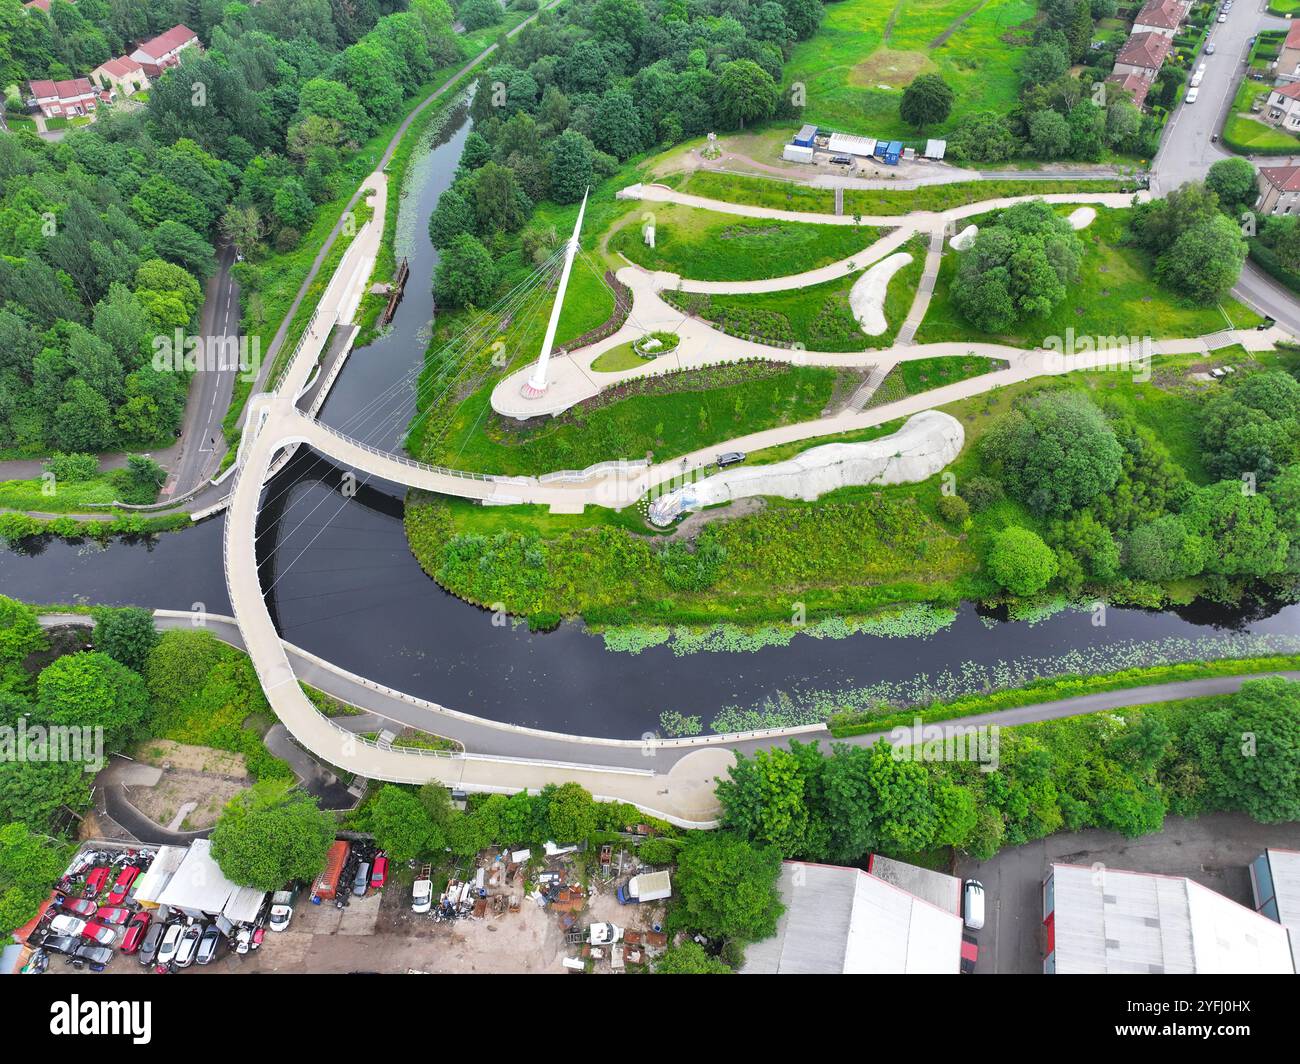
[129,24,200,78]
[1257,163,1300,215]
[1277,20,1300,82]
[1131,0,1190,39]
[27,77,100,119]
[91,56,150,97]
[1264,81,1300,131]
[1112,31,1174,81]
[1105,70,1157,110]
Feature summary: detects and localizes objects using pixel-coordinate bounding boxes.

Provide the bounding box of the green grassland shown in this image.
[784,0,1036,140]
[423,362,844,475]
[677,170,1129,216]
[865,354,1007,409]
[608,201,885,280]
[664,234,927,351]
[915,207,1263,347]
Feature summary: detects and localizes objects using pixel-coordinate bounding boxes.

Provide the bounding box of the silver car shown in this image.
[174,922,202,968]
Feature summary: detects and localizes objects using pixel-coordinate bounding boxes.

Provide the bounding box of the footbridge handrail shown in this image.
[307,416,502,483]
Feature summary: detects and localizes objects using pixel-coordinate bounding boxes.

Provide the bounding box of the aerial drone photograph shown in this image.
[0,0,1297,1037]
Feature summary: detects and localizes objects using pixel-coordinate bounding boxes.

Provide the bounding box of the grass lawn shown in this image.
[784,0,1036,140]
[425,362,844,475]
[592,341,651,372]
[664,234,927,351]
[607,201,884,280]
[865,354,1007,410]
[0,473,127,513]
[1223,80,1300,153]
[914,207,1263,347]
[678,171,1130,216]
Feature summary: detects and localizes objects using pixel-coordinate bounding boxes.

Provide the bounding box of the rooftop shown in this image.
[741,860,962,975]
[1048,863,1296,974]
[1117,31,1173,72]
[1261,164,1300,192]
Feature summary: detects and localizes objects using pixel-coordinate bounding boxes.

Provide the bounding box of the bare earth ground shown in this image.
[126,741,250,830]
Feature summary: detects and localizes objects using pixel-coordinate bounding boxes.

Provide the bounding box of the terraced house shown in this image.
[1107,31,1173,109]
[1131,0,1191,39]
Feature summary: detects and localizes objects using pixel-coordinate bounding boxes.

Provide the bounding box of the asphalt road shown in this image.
[163,241,241,499]
[1152,3,1300,330]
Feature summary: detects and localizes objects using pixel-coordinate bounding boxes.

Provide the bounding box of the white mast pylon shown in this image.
[522,187,589,398]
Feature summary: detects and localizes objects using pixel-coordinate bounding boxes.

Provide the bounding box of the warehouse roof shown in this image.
[1251,849,1300,971]
[1049,863,1295,974]
[133,844,186,905]
[867,854,962,915]
[742,861,962,974]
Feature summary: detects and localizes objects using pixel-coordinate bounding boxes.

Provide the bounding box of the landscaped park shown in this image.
[405,128,1300,658]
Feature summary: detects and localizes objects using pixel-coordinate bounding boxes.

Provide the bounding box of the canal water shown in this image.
[3,104,1299,738]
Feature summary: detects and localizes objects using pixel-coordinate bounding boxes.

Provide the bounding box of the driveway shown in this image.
[955,811,1300,974]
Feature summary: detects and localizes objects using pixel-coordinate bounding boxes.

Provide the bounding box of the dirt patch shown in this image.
[849,47,937,89]
[126,769,247,831]
[135,739,248,776]
[654,496,768,541]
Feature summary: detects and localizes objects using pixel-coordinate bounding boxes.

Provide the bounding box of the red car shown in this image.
[81,920,118,947]
[55,895,97,918]
[370,854,388,890]
[95,906,132,926]
[107,866,140,905]
[83,866,109,898]
[121,911,151,954]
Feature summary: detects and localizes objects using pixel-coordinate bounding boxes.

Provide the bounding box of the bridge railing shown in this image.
[307,416,502,483]
[537,458,647,484]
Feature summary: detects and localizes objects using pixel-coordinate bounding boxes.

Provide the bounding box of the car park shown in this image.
[174,922,202,968]
[196,924,222,965]
[94,905,132,926]
[353,862,371,896]
[106,866,140,905]
[155,922,183,968]
[121,911,151,954]
[371,854,388,890]
[963,879,986,931]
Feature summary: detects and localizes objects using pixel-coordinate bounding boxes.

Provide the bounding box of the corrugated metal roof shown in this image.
[1260,849,1300,971]
[155,839,266,921]
[868,854,962,915]
[133,844,187,904]
[1050,863,1295,974]
[826,132,876,157]
[741,861,961,974]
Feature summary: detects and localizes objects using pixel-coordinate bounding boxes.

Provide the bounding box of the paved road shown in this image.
[164,241,242,499]
[1152,3,1300,331]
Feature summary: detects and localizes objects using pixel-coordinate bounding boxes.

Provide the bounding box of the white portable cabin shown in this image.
[782,143,814,164]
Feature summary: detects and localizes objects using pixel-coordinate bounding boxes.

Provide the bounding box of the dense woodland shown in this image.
[0,0,466,455]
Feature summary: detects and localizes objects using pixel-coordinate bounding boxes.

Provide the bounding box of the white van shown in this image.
[963,879,986,931]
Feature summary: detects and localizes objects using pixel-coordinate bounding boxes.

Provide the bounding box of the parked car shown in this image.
[49,914,86,938]
[370,855,388,890]
[1185,87,1199,103]
[1206,42,1216,53]
[830,154,852,165]
[41,933,83,957]
[716,451,746,469]
[269,885,299,932]
[1217,12,1227,20]
[69,943,114,972]
[83,866,109,897]
[963,879,986,931]
[54,895,97,918]
[94,906,132,926]
[352,862,371,896]
[138,919,166,966]
[155,922,184,968]
[81,920,118,947]
[121,911,151,954]
[196,924,222,965]
[960,930,979,974]
[174,922,202,968]
[412,872,433,914]
[106,866,140,905]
